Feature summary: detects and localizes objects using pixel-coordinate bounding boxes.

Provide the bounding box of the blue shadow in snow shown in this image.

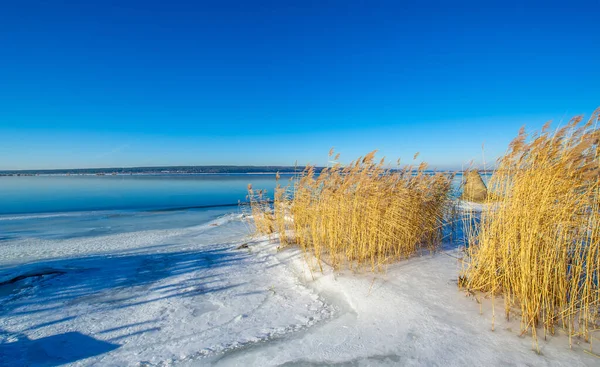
[0,243,250,364]
[0,331,119,367]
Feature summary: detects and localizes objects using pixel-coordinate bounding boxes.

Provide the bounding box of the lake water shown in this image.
[0,174,294,242]
[0,173,471,242]
[0,174,296,215]
[0,173,473,216]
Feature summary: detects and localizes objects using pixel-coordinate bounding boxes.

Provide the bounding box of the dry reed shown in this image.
[461,109,600,352]
[246,184,275,235]
[250,150,453,272]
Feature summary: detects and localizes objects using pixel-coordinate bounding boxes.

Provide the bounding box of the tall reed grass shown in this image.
[250,150,453,272]
[246,184,275,235]
[461,110,600,351]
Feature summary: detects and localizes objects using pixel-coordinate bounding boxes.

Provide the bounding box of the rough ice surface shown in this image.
[0,209,597,366]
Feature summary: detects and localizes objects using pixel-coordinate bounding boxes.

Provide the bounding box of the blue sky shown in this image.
[1,1,598,170]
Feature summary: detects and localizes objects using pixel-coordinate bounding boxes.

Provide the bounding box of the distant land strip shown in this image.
[0,166,490,176]
[0,166,312,176]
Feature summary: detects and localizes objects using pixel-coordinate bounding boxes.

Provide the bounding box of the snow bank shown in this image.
[0,215,332,366]
[214,245,597,366]
[1,210,597,366]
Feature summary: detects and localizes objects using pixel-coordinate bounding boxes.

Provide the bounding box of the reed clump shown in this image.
[246,184,275,235]
[250,150,453,272]
[461,170,488,202]
[461,110,600,351]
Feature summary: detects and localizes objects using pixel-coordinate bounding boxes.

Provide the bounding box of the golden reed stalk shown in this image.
[249,150,453,272]
[461,109,600,352]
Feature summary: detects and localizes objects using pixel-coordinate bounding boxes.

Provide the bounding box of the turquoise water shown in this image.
[0,173,474,242]
[0,173,478,216]
[0,174,293,241]
[0,174,294,215]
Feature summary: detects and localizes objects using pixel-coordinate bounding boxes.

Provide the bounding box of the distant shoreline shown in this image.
[0,165,489,177]
[0,165,307,176]
[0,172,304,177]
[0,171,483,177]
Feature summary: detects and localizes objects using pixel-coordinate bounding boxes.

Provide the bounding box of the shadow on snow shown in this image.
[0,330,119,367]
[0,243,251,365]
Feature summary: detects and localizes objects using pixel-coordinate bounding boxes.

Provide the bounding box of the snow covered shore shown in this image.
[0,211,597,366]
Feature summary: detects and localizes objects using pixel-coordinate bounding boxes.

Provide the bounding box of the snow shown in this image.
[1,210,598,366]
[456,200,489,212]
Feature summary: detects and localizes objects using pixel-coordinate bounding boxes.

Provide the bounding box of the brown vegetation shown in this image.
[249,150,454,272]
[461,170,488,202]
[461,110,600,351]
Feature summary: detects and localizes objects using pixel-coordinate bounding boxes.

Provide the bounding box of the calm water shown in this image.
[0,173,473,242]
[0,174,293,242]
[0,173,478,216]
[0,174,294,216]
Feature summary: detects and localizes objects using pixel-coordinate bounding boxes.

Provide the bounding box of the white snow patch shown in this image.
[212,246,598,366]
[0,216,333,366]
[1,212,597,366]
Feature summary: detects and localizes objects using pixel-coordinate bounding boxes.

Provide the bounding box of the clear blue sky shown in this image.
[1,1,598,170]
